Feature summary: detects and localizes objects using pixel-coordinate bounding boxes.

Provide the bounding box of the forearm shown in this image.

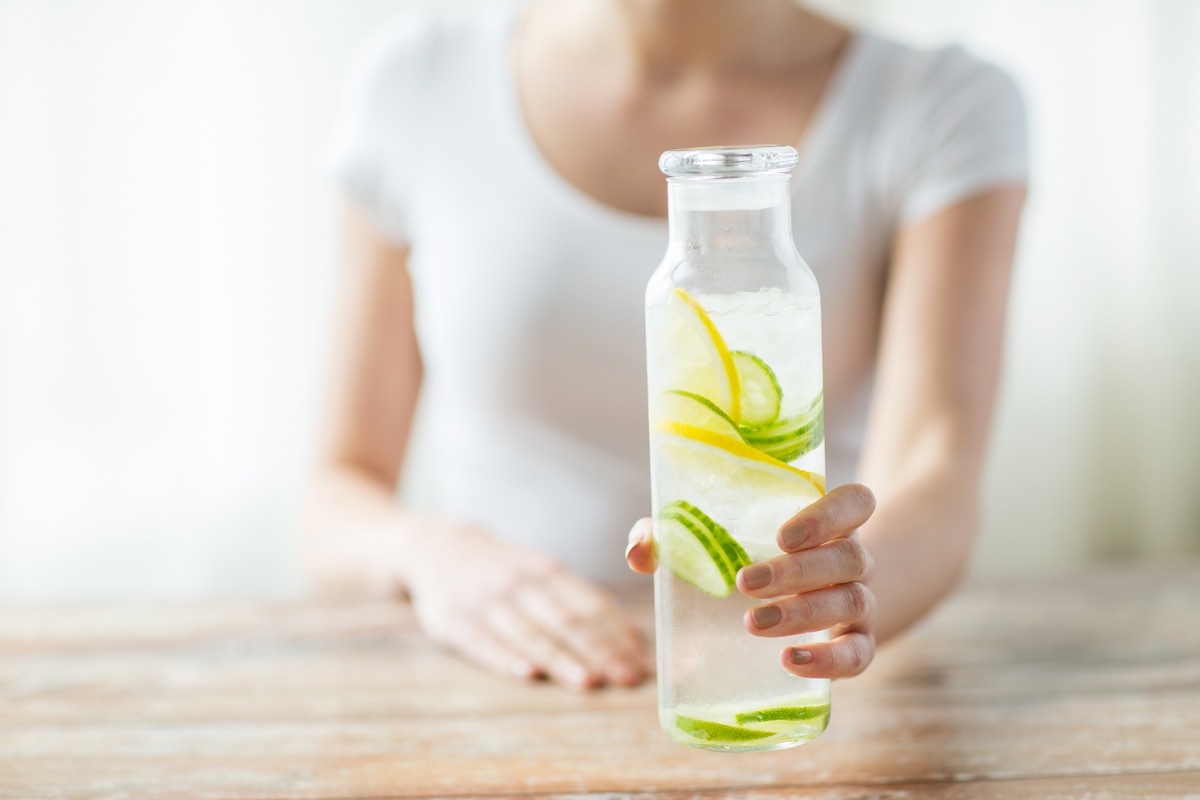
[858,464,981,644]
[305,203,428,597]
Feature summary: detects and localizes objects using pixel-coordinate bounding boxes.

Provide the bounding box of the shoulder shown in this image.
[327,2,514,240]
[858,32,1026,131]
[843,31,1028,221]
[345,0,514,101]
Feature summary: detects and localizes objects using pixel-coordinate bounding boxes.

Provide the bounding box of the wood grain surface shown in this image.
[1,568,1198,799]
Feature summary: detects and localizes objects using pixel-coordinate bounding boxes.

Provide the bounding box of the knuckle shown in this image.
[574,593,611,621]
[794,592,819,623]
[843,582,871,620]
[826,635,872,677]
[835,642,854,676]
[839,643,864,675]
[845,483,877,518]
[850,635,875,674]
[772,553,800,587]
[839,539,870,580]
[828,644,850,674]
[574,609,611,633]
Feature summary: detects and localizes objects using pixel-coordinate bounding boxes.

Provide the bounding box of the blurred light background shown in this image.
[0,0,1197,599]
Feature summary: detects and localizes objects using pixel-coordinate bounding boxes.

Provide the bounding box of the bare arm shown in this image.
[300,201,424,597]
[301,201,649,688]
[628,185,1026,676]
[859,185,1027,643]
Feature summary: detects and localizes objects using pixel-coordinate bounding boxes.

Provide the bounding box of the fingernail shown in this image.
[791,649,813,664]
[780,522,809,551]
[751,605,782,629]
[740,564,771,591]
[626,524,648,557]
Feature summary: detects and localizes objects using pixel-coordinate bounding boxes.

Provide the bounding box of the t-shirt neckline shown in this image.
[793,30,873,184]
[492,4,871,232]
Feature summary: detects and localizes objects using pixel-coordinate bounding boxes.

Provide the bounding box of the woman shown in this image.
[305,0,1027,689]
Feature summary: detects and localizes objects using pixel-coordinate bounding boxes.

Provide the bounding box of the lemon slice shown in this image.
[673,715,775,743]
[653,421,826,497]
[652,390,742,440]
[731,351,782,427]
[656,500,750,597]
[662,288,740,420]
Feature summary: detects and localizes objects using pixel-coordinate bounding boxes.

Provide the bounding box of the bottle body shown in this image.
[646,148,829,752]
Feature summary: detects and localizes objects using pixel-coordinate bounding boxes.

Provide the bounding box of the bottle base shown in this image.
[664,729,827,753]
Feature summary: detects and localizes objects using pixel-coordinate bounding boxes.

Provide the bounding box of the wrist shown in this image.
[391,514,492,598]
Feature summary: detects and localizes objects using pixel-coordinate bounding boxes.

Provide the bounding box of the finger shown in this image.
[778,483,876,552]
[744,581,874,638]
[548,569,645,655]
[737,536,874,599]
[486,604,602,690]
[544,571,650,685]
[625,518,656,574]
[517,580,648,687]
[450,623,544,683]
[781,630,876,679]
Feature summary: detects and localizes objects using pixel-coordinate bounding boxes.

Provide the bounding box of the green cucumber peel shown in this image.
[674,715,775,742]
[735,703,831,725]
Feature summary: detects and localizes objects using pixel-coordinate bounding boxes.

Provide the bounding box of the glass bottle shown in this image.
[645,145,829,752]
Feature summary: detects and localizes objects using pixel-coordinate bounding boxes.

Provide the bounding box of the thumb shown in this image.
[625,518,656,574]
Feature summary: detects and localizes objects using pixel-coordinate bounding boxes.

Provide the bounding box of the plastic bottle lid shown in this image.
[659,145,800,178]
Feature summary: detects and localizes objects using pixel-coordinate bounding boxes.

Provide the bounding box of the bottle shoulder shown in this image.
[647,248,820,306]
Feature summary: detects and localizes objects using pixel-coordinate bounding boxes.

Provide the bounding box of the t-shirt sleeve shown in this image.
[324,15,435,245]
[898,50,1029,224]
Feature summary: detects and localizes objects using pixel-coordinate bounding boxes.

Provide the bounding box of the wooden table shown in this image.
[2,567,1199,799]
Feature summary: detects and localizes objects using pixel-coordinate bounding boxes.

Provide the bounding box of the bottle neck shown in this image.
[666,176,793,253]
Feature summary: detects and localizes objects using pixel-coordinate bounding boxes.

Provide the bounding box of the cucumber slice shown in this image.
[656,500,751,597]
[739,392,824,463]
[735,703,831,725]
[674,715,775,742]
[669,500,751,580]
[731,351,782,426]
[654,514,731,598]
[744,416,823,463]
[653,390,742,441]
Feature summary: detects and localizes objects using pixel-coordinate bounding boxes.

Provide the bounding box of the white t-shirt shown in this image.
[327,1,1028,583]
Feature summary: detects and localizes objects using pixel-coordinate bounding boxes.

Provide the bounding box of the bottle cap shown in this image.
[659,145,800,178]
